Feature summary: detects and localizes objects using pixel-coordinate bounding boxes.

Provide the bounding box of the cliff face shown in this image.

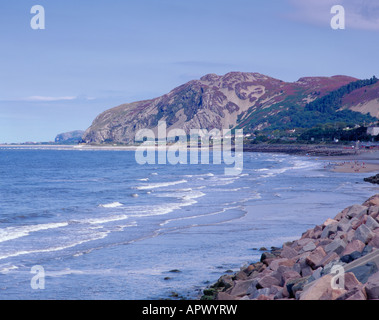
[55,130,85,144]
[82,72,378,144]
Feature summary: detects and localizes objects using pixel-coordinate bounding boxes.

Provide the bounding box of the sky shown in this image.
[1,0,379,143]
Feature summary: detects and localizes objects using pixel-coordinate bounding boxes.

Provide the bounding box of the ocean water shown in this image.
[0,148,377,300]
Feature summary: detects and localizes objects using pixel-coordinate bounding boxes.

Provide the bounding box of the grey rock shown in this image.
[287,277,309,298]
[257,275,281,288]
[337,221,351,233]
[320,223,338,239]
[321,260,345,277]
[260,252,276,262]
[349,262,378,284]
[229,279,256,297]
[346,205,368,219]
[301,241,316,253]
[362,245,373,257]
[280,246,298,259]
[324,238,347,255]
[311,267,323,280]
[246,279,259,296]
[365,271,379,299]
[250,287,271,299]
[365,216,379,231]
[341,251,363,263]
[353,224,375,244]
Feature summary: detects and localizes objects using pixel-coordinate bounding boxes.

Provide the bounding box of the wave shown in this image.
[83,214,129,225]
[99,202,123,208]
[0,222,68,244]
[0,230,109,261]
[135,179,187,190]
[128,190,205,218]
[0,265,18,274]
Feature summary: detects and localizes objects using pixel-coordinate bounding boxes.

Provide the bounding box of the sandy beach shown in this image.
[331,161,379,173]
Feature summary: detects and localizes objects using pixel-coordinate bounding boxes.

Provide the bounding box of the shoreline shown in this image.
[202,194,379,300]
[1,143,379,158]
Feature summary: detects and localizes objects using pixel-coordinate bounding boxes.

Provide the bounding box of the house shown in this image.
[367,126,379,136]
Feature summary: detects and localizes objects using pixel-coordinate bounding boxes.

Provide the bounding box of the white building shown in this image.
[367,126,379,136]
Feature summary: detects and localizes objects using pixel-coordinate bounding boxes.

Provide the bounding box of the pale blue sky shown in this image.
[1,0,379,142]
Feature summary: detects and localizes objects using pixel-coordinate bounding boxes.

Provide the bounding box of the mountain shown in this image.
[55,130,85,144]
[82,72,379,144]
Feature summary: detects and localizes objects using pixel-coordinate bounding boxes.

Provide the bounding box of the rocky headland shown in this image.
[365,174,379,185]
[202,194,379,300]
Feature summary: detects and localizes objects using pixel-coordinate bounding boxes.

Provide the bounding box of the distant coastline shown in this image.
[2,142,379,160]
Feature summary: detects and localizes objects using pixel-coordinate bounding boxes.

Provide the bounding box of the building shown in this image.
[367,126,379,136]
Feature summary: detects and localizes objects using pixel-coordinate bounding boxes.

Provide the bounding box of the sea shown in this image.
[0,147,378,300]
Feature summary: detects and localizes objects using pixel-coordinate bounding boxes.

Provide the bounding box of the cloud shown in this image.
[1,95,96,102]
[22,96,78,102]
[287,0,379,31]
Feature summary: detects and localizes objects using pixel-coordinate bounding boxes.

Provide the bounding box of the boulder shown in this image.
[369,206,379,220]
[353,224,375,244]
[364,271,379,299]
[301,265,313,277]
[361,245,373,257]
[368,234,379,249]
[311,267,323,281]
[280,246,298,259]
[257,275,281,288]
[336,286,367,300]
[351,217,365,230]
[341,251,363,264]
[346,205,368,219]
[213,275,234,290]
[268,258,295,271]
[363,194,379,207]
[323,218,338,227]
[300,241,316,253]
[260,252,276,262]
[300,228,313,239]
[341,239,365,256]
[316,252,340,268]
[344,272,361,290]
[320,223,338,239]
[337,221,351,233]
[365,215,379,231]
[296,238,313,247]
[257,294,273,300]
[306,246,327,269]
[299,274,346,300]
[229,279,256,297]
[349,262,378,284]
[345,289,367,300]
[246,279,259,296]
[345,229,356,243]
[217,292,237,300]
[334,207,350,221]
[250,287,271,300]
[324,238,347,255]
[286,277,308,298]
[281,270,301,286]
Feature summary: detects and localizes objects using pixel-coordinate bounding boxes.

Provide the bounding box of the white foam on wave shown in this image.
[0,230,110,261]
[128,190,205,218]
[83,214,129,225]
[99,202,123,208]
[0,222,69,244]
[0,265,19,274]
[135,179,187,190]
[159,206,236,227]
